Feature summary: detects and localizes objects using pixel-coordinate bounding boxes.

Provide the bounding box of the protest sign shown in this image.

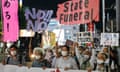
[20,29,35,37]
[57,0,99,24]
[2,0,19,42]
[24,8,53,32]
[100,33,119,46]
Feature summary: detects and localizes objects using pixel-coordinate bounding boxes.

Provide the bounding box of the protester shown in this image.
[51,46,61,68]
[89,48,97,70]
[2,45,24,66]
[70,44,80,69]
[75,43,91,70]
[96,52,106,71]
[55,45,78,70]
[44,48,54,63]
[110,47,118,71]
[102,47,109,71]
[31,48,51,68]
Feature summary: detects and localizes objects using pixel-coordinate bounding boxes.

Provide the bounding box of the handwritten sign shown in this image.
[57,0,99,24]
[101,33,119,46]
[24,8,53,32]
[2,0,19,42]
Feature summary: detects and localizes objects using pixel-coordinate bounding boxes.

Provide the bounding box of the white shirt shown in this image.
[55,56,78,69]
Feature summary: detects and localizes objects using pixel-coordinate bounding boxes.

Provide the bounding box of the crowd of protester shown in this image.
[1,42,119,72]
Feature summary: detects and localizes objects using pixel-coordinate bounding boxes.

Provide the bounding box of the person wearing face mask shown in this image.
[102,47,110,71]
[74,43,91,70]
[55,45,78,70]
[2,45,24,65]
[31,48,51,68]
[80,50,91,70]
[96,52,106,71]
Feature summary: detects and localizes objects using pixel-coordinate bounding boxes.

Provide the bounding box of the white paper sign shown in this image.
[101,33,119,46]
[20,29,35,37]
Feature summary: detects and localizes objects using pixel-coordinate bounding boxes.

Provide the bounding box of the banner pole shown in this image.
[102,0,105,33]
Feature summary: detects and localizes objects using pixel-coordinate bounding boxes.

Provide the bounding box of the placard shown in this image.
[57,0,99,24]
[20,29,35,37]
[2,0,19,42]
[100,33,119,46]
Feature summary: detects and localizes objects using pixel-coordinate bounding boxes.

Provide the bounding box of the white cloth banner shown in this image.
[0,64,99,72]
[4,65,18,72]
[16,66,28,72]
[0,64,4,72]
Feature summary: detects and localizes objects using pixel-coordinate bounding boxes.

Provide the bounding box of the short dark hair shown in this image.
[61,45,70,51]
[10,45,18,50]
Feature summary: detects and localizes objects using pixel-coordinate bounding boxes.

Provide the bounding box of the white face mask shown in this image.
[97,59,104,64]
[79,50,82,53]
[61,51,68,56]
[10,51,16,56]
[0,43,4,47]
[58,48,61,52]
[35,56,41,60]
[53,52,57,56]
[84,55,89,59]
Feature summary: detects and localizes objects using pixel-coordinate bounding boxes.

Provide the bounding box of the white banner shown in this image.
[0,64,99,72]
[100,33,119,46]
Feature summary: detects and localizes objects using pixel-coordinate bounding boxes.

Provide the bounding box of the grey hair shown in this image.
[33,47,44,55]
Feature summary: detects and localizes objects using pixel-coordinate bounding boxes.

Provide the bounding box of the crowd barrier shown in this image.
[0,64,100,72]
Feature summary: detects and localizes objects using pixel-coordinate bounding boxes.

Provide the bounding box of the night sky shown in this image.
[23,0,67,17]
[22,0,116,32]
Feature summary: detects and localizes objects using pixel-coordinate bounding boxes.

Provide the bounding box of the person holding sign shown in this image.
[74,42,91,70]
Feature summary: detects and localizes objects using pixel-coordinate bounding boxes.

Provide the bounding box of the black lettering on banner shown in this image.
[79,12,82,20]
[69,14,73,22]
[74,2,78,10]
[74,12,78,21]
[64,14,69,22]
[70,2,73,12]
[84,11,89,20]
[4,0,11,8]
[64,2,69,12]
[91,8,93,20]
[60,14,63,23]
[7,23,9,32]
[85,0,89,8]
[79,0,83,9]
[5,11,11,20]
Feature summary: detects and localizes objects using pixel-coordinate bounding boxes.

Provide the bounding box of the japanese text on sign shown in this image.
[2,0,19,42]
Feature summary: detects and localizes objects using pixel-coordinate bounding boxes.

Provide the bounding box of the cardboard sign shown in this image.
[57,0,99,24]
[2,0,19,42]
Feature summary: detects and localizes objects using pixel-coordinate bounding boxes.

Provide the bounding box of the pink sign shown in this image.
[2,0,19,42]
[57,0,99,25]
